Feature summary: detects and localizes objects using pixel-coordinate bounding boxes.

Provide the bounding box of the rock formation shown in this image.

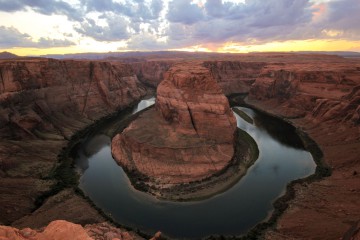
[0,220,161,240]
[0,58,146,225]
[0,220,92,240]
[112,62,237,186]
[203,54,360,240]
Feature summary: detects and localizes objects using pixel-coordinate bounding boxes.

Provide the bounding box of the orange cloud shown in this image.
[312,3,326,22]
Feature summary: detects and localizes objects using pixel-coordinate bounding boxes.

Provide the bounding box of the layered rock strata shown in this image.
[201,54,360,239]
[112,62,237,186]
[0,58,146,226]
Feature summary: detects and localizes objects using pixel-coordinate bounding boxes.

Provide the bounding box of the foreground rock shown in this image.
[112,62,237,195]
[0,220,159,240]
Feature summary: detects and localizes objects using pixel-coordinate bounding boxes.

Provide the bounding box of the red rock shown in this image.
[37,220,92,240]
[0,58,146,225]
[0,220,92,240]
[112,62,237,186]
[0,59,146,140]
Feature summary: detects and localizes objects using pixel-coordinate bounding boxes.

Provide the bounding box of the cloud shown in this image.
[317,0,360,40]
[75,0,165,41]
[167,0,204,24]
[124,32,167,50]
[0,26,75,48]
[0,26,33,48]
[0,0,81,21]
[1,0,360,51]
[80,0,163,20]
[75,16,130,41]
[166,0,316,48]
[0,1,24,12]
[37,37,75,48]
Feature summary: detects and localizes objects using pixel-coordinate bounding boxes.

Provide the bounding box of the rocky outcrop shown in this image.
[112,62,237,188]
[156,63,237,141]
[0,220,92,240]
[0,58,146,225]
[0,220,153,240]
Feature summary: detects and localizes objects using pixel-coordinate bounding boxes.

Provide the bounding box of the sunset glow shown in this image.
[0,0,359,55]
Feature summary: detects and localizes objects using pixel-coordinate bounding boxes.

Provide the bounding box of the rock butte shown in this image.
[112,62,237,185]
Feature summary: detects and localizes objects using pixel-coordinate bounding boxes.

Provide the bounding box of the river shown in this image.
[75,97,316,239]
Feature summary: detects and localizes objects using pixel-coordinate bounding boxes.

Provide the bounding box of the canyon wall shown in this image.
[130,61,173,88]
[200,56,360,239]
[0,59,146,226]
[204,61,265,95]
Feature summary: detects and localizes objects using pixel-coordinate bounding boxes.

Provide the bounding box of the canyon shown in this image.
[112,62,238,199]
[0,52,359,239]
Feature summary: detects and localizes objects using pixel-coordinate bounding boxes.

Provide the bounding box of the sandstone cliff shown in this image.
[130,61,173,88]
[203,61,265,95]
[200,54,360,240]
[0,58,146,226]
[201,55,360,239]
[112,62,237,188]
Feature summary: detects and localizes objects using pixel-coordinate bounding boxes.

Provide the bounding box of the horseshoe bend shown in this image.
[0,52,359,239]
[111,62,247,200]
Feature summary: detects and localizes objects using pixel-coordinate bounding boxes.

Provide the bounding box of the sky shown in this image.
[0,0,359,55]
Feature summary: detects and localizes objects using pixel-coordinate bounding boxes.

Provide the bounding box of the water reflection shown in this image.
[75,100,316,239]
[132,96,155,114]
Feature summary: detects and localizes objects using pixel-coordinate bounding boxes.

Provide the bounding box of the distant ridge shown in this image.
[294,51,360,58]
[0,51,18,59]
[40,51,227,60]
[39,50,360,60]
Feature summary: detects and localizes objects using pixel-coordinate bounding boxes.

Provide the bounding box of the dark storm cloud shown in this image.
[0,0,81,21]
[0,26,75,48]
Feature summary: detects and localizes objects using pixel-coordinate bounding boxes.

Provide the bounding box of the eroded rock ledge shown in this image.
[112,62,238,195]
[0,220,161,240]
